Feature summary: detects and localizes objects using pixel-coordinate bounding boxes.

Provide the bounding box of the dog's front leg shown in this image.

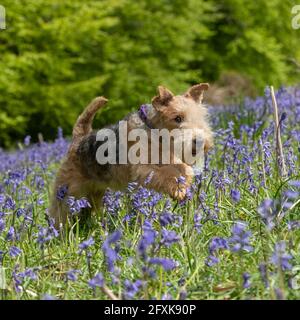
[131,163,194,201]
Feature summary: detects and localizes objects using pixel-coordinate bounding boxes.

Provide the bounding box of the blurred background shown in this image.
[0,0,299,148]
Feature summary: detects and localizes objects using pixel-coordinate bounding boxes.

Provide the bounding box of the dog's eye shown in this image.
[174,116,183,123]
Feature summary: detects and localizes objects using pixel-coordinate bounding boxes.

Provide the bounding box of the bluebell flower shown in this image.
[6,226,15,241]
[36,222,59,248]
[205,255,219,267]
[0,218,5,234]
[161,229,180,247]
[78,237,95,254]
[24,135,31,146]
[228,221,253,253]
[149,258,178,271]
[123,279,143,299]
[67,196,91,215]
[103,190,123,216]
[137,220,157,259]
[88,273,104,289]
[258,263,269,288]
[209,237,229,253]
[42,294,57,300]
[287,220,300,231]
[9,246,22,258]
[270,241,292,271]
[243,272,251,288]
[159,211,174,227]
[66,269,81,282]
[102,230,122,272]
[56,185,68,200]
[205,237,228,266]
[230,189,241,203]
[258,199,277,231]
[275,288,284,300]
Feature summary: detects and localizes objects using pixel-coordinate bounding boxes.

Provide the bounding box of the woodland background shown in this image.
[0,0,299,147]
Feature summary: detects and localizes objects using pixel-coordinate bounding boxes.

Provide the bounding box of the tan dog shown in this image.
[49,84,213,227]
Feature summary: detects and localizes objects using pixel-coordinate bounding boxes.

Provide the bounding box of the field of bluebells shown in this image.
[0,86,300,300]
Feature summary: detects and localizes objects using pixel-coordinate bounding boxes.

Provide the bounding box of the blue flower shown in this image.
[230,189,241,203]
[137,220,157,259]
[123,279,143,299]
[9,246,22,258]
[67,196,91,215]
[161,229,180,247]
[24,135,31,146]
[228,221,253,253]
[270,241,292,271]
[56,185,68,200]
[258,199,277,231]
[78,237,95,254]
[102,230,122,272]
[258,263,269,288]
[66,269,81,282]
[88,273,104,289]
[243,272,251,288]
[149,258,178,271]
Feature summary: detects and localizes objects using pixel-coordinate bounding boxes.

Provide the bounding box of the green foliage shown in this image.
[0,0,299,147]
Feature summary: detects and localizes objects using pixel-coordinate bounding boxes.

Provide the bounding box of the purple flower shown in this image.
[243,272,251,288]
[144,171,154,185]
[206,255,219,267]
[66,269,81,282]
[6,226,15,241]
[9,246,22,258]
[3,196,15,210]
[228,221,253,253]
[102,230,122,272]
[275,288,284,300]
[123,279,143,299]
[270,241,292,271]
[149,258,178,271]
[56,185,68,200]
[42,294,57,300]
[78,237,95,254]
[0,218,5,234]
[161,229,180,247]
[24,135,31,146]
[137,221,157,259]
[258,199,277,231]
[205,237,229,266]
[287,220,300,231]
[259,263,269,288]
[209,237,229,254]
[67,196,91,215]
[230,189,241,203]
[159,212,174,227]
[88,273,104,289]
[103,190,122,216]
[36,221,59,248]
[289,180,300,188]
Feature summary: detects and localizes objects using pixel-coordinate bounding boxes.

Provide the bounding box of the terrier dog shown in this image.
[49,83,213,227]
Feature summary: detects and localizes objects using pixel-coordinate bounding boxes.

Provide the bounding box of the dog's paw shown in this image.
[167,179,188,201]
[173,186,187,201]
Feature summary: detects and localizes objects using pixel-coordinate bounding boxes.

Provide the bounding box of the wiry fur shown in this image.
[49,84,213,228]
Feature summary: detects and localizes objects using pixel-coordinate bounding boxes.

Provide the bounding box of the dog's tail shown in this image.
[72,96,108,140]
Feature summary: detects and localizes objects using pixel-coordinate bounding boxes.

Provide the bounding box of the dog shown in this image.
[49,83,213,227]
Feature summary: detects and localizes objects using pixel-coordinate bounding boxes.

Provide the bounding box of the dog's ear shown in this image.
[152,86,174,110]
[185,83,209,103]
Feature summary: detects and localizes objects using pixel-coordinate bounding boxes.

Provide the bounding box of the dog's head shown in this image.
[151,83,214,164]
